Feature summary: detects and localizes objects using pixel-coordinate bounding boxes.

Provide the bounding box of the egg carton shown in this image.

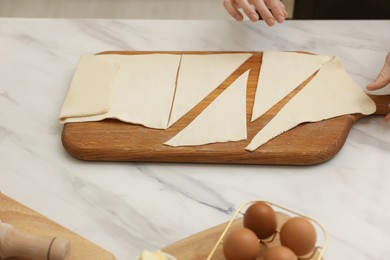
[207,201,328,260]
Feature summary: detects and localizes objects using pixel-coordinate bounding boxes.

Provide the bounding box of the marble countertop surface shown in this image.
[0,18,389,260]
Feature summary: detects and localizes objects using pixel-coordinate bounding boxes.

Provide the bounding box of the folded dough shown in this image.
[168,53,252,127]
[165,70,250,147]
[251,51,333,122]
[246,57,376,152]
[58,55,120,121]
[60,54,181,129]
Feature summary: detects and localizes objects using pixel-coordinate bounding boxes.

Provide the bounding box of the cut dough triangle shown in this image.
[251,51,333,122]
[168,53,252,127]
[165,70,250,147]
[246,57,376,152]
[61,54,181,129]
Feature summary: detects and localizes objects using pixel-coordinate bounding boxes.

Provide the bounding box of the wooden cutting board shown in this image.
[162,212,323,260]
[61,51,390,165]
[0,193,115,259]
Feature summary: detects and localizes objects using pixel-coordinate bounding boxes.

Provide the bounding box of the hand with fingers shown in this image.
[367,51,390,121]
[223,0,288,26]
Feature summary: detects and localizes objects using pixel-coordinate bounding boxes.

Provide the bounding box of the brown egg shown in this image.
[223,228,260,260]
[263,246,298,260]
[280,217,316,256]
[243,202,277,239]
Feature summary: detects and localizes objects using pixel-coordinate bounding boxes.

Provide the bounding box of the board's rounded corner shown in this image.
[308,140,347,166]
[61,124,89,161]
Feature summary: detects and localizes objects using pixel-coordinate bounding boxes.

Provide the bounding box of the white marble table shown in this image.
[1,18,389,260]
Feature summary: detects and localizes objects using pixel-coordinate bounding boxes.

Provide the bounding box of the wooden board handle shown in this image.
[0,221,70,260]
[368,94,390,115]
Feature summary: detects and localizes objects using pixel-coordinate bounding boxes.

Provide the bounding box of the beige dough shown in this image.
[251,51,333,122]
[61,54,181,129]
[168,53,252,127]
[165,70,250,147]
[58,55,119,121]
[246,57,376,152]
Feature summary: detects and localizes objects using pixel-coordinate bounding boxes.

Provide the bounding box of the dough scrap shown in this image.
[59,55,119,121]
[61,54,181,129]
[165,70,250,147]
[246,57,376,152]
[168,53,252,127]
[251,51,333,122]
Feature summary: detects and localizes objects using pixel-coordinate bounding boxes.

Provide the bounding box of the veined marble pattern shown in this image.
[0,18,389,260]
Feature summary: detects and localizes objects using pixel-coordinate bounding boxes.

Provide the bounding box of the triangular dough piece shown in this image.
[251,51,333,122]
[59,55,120,121]
[165,70,250,147]
[62,54,181,129]
[168,53,252,127]
[246,57,376,152]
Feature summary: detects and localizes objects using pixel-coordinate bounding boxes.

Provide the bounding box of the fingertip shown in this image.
[276,14,285,23]
[366,84,375,91]
[266,18,275,26]
[223,0,243,22]
[250,13,259,22]
[367,78,388,91]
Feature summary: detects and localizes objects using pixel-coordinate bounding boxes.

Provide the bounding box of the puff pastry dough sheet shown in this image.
[60,54,181,129]
[59,55,120,121]
[246,57,376,151]
[165,70,250,147]
[168,53,252,127]
[251,51,333,122]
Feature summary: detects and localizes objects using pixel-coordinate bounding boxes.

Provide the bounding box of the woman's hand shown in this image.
[367,52,390,121]
[223,0,288,26]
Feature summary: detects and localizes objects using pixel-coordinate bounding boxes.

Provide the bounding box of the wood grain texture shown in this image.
[61,51,390,165]
[162,212,323,260]
[0,193,115,260]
